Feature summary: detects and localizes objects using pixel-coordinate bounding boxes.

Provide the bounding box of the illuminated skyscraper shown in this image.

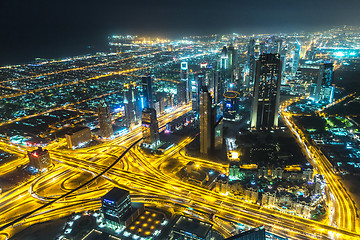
[247,38,256,87]
[141,75,153,108]
[223,91,240,121]
[191,73,203,112]
[200,86,212,154]
[124,82,140,128]
[141,108,160,149]
[98,100,113,138]
[27,147,51,171]
[314,63,334,103]
[251,54,282,130]
[178,62,190,104]
[291,42,301,76]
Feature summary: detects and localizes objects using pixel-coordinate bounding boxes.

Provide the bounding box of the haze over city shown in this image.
[1,1,360,240]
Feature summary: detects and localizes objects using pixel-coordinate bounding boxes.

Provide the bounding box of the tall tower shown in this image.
[98,100,113,138]
[315,63,334,103]
[291,42,301,76]
[178,62,190,105]
[200,86,212,154]
[247,38,256,87]
[251,54,282,130]
[124,82,140,128]
[141,108,160,149]
[141,75,153,109]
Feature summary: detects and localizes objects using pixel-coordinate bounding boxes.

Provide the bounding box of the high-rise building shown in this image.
[314,63,334,103]
[178,62,190,105]
[98,100,113,138]
[101,188,131,228]
[214,117,223,150]
[200,87,212,154]
[27,147,51,171]
[124,82,140,128]
[291,42,301,76]
[141,108,160,149]
[251,54,282,130]
[141,75,153,108]
[223,91,240,122]
[228,43,236,83]
[191,73,203,112]
[247,39,256,87]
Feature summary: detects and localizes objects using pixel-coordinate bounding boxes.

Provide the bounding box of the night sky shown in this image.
[1,0,360,65]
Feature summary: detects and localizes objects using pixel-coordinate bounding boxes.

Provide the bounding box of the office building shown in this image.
[142,108,160,149]
[141,75,153,108]
[225,226,266,240]
[251,54,282,130]
[246,38,256,87]
[98,100,113,138]
[291,42,301,76]
[177,62,190,105]
[124,82,140,129]
[223,91,240,121]
[27,147,51,171]
[191,73,203,112]
[200,87,212,154]
[314,63,334,103]
[170,216,212,240]
[214,117,223,150]
[101,188,131,228]
[65,126,91,149]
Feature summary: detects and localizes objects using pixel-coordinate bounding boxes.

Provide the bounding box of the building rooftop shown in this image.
[81,229,120,240]
[172,216,212,238]
[66,126,90,135]
[225,226,265,239]
[102,187,130,202]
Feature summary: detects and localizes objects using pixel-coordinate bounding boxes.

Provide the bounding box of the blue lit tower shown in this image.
[251,54,282,130]
[98,100,113,138]
[141,75,153,108]
[223,91,240,122]
[124,82,140,128]
[291,42,301,76]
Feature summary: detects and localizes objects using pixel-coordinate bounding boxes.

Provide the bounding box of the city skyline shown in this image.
[1,2,360,240]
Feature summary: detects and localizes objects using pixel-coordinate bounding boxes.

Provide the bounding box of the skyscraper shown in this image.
[247,39,256,87]
[223,91,240,122]
[124,82,140,128]
[200,86,212,154]
[98,100,113,138]
[291,42,301,76]
[191,73,203,112]
[178,62,190,105]
[251,54,282,130]
[314,63,334,103]
[141,75,153,109]
[141,108,160,149]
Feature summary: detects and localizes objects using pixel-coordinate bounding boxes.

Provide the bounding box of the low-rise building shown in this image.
[65,126,91,149]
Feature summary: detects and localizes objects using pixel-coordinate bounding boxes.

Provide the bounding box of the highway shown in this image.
[0,99,359,240]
